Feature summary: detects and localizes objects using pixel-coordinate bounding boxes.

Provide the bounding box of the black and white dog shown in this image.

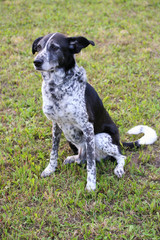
[32,33,157,191]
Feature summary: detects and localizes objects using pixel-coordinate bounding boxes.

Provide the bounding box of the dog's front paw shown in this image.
[41,164,55,178]
[85,182,96,192]
[114,165,125,178]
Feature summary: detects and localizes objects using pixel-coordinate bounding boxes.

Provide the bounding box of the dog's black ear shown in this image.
[68,36,95,54]
[32,37,43,54]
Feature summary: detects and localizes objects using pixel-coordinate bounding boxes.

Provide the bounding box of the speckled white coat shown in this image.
[32,32,157,191]
[40,65,127,190]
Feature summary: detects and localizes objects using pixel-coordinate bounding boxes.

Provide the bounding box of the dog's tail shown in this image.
[122,125,157,149]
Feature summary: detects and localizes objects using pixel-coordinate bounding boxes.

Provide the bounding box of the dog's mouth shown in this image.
[34,65,55,72]
[49,67,56,72]
[33,59,58,73]
[34,66,43,71]
[33,59,58,72]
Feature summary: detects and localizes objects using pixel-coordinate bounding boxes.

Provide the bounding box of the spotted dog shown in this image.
[32,33,157,191]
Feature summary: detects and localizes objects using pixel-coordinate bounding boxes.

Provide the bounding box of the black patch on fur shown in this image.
[85,83,120,146]
[32,37,43,54]
[122,141,141,149]
[68,36,95,54]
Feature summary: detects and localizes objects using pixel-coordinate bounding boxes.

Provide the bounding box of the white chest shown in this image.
[42,88,86,144]
[42,80,87,124]
[41,68,88,145]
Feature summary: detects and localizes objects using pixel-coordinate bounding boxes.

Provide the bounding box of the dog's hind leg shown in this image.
[41,123,62,178]
[95,133,126,178]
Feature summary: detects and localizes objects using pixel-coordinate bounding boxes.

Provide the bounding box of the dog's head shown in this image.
[32,33,95,72]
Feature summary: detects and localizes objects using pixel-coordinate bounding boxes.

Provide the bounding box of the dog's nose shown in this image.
[34,59,43,67]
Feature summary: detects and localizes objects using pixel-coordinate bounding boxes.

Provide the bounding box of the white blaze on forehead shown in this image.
[40,33,58,53]
[43,33,55,49]
[35,33,58,62]
[45,32,58,49]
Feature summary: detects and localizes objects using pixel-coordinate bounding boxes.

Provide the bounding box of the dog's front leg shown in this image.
[83,122,96,191]
[41,123,62,178]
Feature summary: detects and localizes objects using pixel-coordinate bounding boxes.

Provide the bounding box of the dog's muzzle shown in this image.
[34,59,43,69]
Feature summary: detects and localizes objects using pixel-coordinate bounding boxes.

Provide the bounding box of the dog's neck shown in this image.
[42,68,65,85]
[41,65,87,100]
[41,65,87,86]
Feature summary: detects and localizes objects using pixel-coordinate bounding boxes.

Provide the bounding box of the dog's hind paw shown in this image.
[63,156,76,165]
[63,155,82,165]
[114,166,125,178]
[41,164,55,178]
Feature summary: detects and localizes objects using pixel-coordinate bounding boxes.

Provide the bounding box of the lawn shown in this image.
[0,0,160,239]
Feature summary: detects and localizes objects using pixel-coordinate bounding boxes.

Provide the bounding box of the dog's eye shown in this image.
[37,44,42,52]
[51,44,59,51]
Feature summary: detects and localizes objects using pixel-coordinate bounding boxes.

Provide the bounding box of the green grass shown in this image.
[0,0,160,239]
